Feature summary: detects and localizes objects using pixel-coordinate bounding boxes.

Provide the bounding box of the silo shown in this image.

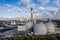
[34,22,47,35]
[45,21,55,33]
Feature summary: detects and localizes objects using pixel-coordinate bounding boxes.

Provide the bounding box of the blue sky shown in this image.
[0,0,60,19]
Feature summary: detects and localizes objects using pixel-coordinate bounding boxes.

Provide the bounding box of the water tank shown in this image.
[34,22,47,35]
[18,24,26,31]
[11,21,16,25]
[45,22,55,33]
[25,22,33,30]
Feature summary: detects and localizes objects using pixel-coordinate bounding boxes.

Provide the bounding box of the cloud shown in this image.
[38,7,58,12]
[7,9,13,12]
[0,15,13,18]
[6,4,12,7]
[0,15,5,18]
[7,6,31,18]
[12,7,23,12]
[46,7,58,13]
[19,0,39,8]
[38,0,50,6]
[27,3,39,8]
[4,4,59,19]
[38,7,45,11]
[21,0,31,4]
[37,6,59,18]
[12,6,30,13]
[1,0,60,19]
[20,0,32,7]
[53,0,60,7]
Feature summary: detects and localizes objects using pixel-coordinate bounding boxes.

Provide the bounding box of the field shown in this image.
[0,34,60,40]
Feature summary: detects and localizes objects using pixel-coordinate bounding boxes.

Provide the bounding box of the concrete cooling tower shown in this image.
[34,22,47,35]
[45,21,55,33]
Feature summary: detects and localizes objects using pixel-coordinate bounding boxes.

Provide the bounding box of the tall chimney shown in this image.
[31,8,33,21]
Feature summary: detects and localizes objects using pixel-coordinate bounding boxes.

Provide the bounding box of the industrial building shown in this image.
[0,8,60,38]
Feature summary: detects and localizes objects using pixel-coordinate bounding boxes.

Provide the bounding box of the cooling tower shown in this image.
[34,22,47,35]
[45,21,55,33]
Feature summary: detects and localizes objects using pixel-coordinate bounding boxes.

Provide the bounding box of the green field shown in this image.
[0,34,60,40]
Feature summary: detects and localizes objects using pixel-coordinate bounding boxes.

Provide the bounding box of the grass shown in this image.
[0,34,60,40]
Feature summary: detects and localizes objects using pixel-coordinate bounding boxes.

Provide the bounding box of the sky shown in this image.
[0,0,60,19]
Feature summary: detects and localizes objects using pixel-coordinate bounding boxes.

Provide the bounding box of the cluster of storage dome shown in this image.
[34,21,55,35]
[18,20,55,35]
[25,20,55,35]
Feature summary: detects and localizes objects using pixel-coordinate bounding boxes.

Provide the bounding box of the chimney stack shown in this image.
[31,8,33,21]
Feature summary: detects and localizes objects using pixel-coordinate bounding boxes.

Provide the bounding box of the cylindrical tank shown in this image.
[45,21,55,33]
[34,22,47,35]
[18,25,26,31]
[25,22,33,30]
[11,21,16,25]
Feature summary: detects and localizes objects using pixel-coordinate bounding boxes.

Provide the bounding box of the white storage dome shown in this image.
[25,22,33,30]
[45,22,55,33]
[34,22,47,35]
